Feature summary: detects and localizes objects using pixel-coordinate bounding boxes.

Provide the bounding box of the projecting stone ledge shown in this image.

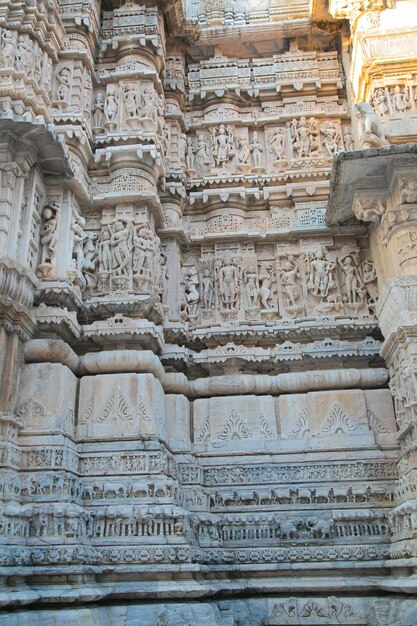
[327,143,417,226]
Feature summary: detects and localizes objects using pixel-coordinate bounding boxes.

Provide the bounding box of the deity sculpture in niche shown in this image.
[110,220,132,276]
[343,129,355,151]
[279,256,303,318]
[184,266,200,320]
[55,66,71,105]
[82,233,98,289]
[98,230,112,274]
[195,135,210,175]
[361,258,378,312]
[291,117,309,157]
[338,251,364,311]
[159,248,169,306]
[321,122,341,157]
[270,129,286,163]
[250,131,265,173]
[142,87,161,131]
[244,267,259,310]
[186,136,196,174]
[132,224,154,291]
[236,137,251,173]
[37,202,59,278]
[217,255,239,311]
[391,85,409,113]
[178,133,187,168]
[92,93,105,131]
[105,90,118,131]
[306,248,342,314]
[201,268,215,310]
[123,84,141,125]
[212,125,234,170]
[372,88,389,118]
[258,264,275,310]
[71,214,87,274]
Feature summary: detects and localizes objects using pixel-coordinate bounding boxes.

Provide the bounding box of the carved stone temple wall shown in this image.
[0,0,417,624]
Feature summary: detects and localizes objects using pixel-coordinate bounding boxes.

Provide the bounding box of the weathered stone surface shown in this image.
[0,0,416,620]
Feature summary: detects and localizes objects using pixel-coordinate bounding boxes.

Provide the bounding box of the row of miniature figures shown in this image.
[184,119,352,177]
[181,248,378,322]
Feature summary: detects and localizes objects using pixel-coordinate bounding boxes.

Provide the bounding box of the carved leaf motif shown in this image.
[270,597,297,620]
[197,415,210,443]
[328,596,355,619]
[319,402,358,435]
[367,408,389,434]
[102,386,133,423]
[288,408,310,438]
[214,409,253,446]
[80,394,94,424]
[301,599,328,617]
[137,396,151,422]
[259,414,274,439]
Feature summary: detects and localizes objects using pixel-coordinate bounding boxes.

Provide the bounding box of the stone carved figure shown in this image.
[110,220,132,276]
[343,129,355,152]
[38,203,58,267]
[201,268,215,310]
[15,35,32,75]
[105,91,118,126]
[391,85,409,113]
[353,101,388,149]
[186,136,196,171]
[82,233,98,287]
[142,88,158,126]
[291,117,320,158]
[338,252,363,305]
[184,266,200,318]
[195,136,210,173]
[213,124,234,168]
[244,268,259,308]
[71,214,87,273]
[321,122,340,157]
[133,224,154,277]
[250,131,264,170]
[372,88,389,118]
[280,256,302,316]
[98,230,112,273]
[236,137,250,165]
[258,264,274,309]
[55,66,71,102]
[178,133,187,166]
[1,29,15,64]
[159,249,169,305]
[218,255,239,310]
[123,84,141,118]
[270,129,285,161]
[92,93,105,130]
[307,248,335,299]
[361,258,378,309]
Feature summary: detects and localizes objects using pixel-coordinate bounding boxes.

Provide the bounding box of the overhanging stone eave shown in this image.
[0,115,74,179]
[326,143,417,226]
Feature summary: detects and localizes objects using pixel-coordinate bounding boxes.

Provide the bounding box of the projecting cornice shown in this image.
[327,143,417,225]
[159,0,201,43]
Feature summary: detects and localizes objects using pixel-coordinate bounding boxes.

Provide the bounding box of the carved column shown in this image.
[329,144,417,568]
